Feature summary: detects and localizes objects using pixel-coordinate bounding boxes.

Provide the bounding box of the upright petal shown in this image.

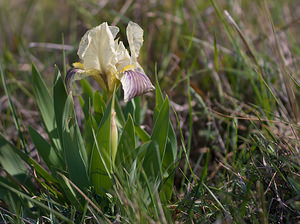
[115,41,131,77]
[109,26,119,38]
[126,21,144,63]
[121,70,155,102]
[77,29,91,60]
[77,22,118,75]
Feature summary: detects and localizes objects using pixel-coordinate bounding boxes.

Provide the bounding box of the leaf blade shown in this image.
[28,126,64,170]
[115,114,135,169]
[62,94,89,190]
[32,64,61,151]
[90,95,114,195]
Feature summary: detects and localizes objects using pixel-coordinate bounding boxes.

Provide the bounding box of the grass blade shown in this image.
[0,181,73,223]
[0,62,28,154]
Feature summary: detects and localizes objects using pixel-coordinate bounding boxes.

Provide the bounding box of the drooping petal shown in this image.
[126,21,144,63]
[135,62,146,74]
[77,22,118,76]
[65,68,88,93]
[121,69,155,102]
[66,68,107,93]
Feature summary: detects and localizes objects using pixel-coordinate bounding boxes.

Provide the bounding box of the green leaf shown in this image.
[200,149,210,184]
[142,98,170,185]
[160,123,177,201]
[84,116,95,162]
[32,64,60,151]
[0,180,73,223]
[93,91,106,123]
[155,69,164,109]
[133,96,142,125]
[159,144,175,202]
[78,81,95,161]
[124,99,135,122]
[135,125,150,143]
[288,176,300,195]
[151,97,170,160]
[115,114,135,169]
[124,96,143,123]
[0,176,21,202]
[56,173,82,208]
[114,95,125,127]
[90,95,114,195]
[0,140,35,208]
[0,133,57,184]
[167,123,177,162]
[153,96,177,201]
[135,141,152,164]
[79,79,93,119]
[153,69,165,120]
[0,135,28,180]
[0,63,28,153]
[80,79,94,98]
[28,126,64,170]
[0,175,34,218]
[142,141,162,184]
[62,94,89,190]
[53,67,68,147]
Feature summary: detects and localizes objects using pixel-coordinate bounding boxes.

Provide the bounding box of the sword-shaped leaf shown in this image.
[32,64,61,152]
[62,94,89,190]
[90,95,114,195]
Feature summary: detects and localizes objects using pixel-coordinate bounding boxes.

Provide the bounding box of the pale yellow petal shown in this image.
[77,28,91,59]
[109,26,119,38]
[77,22,118,75]
[115,41,131,78]
[126,21,144,63]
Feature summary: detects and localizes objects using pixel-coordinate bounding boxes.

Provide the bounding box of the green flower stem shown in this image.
[106,80,120,103]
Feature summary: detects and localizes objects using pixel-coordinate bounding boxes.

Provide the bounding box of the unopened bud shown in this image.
[111,110,118,165]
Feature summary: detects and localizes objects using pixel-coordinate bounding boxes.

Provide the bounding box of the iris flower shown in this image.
[67,21,155,102]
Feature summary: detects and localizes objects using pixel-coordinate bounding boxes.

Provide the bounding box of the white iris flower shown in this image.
[67,21,155,102]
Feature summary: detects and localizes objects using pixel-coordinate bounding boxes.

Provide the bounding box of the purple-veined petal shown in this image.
[65,68,82,93]
[121,69,155,102]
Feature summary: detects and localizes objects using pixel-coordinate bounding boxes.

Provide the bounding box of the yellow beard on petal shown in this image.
[72,62,84,69]
[120,64,135,72]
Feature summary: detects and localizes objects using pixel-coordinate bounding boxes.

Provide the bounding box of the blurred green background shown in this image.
[1,0,299,139]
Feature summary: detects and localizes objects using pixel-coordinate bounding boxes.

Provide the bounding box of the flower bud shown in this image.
[110,110,118,165]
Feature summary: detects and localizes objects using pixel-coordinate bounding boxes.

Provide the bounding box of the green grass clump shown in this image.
[0,0,299,223]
